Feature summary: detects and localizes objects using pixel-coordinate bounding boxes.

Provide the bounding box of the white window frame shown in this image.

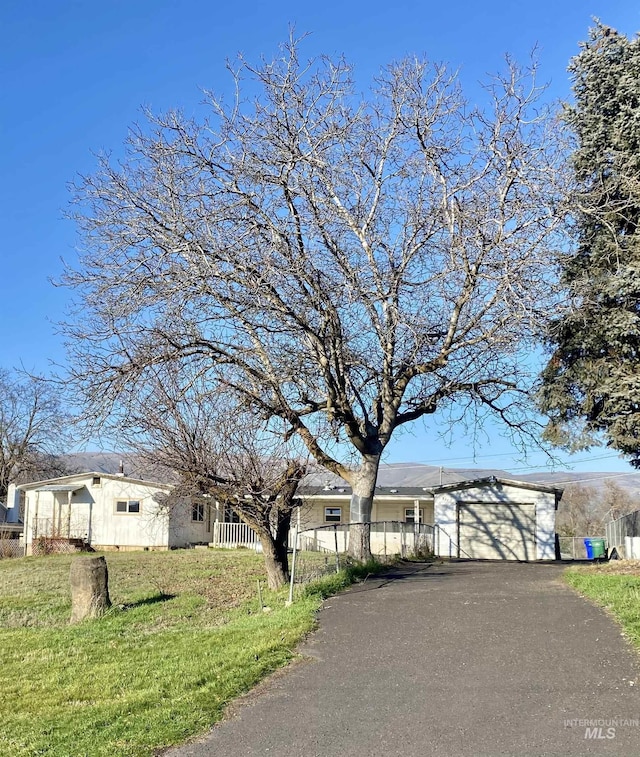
[192,503,205,522]
[224,507,241,524]
[115,499,141,515]
[91,476,102,487]
[405,508,424,524]
[324,506,342,523]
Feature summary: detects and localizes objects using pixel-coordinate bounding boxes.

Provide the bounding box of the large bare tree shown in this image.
[62,39,567,559]
[0,370,69,501]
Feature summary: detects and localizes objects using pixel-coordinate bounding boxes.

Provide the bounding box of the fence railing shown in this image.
[294,521,435,560]
[286,522,436,592]
[211,521,262,550]
[211,519,435,556]
[32,517,89,541]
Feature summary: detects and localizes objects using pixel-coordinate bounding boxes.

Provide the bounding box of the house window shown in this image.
[192,503,205,522]
[92,476,101,487]
[115,500,141,514]
[324,507,342,523]
[405,508,424,524]
[224,507,241,524]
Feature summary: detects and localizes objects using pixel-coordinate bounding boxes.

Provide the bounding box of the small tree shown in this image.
[601,479,640,522]
[0,370,69,501]
[62,38,566,559]
[556,484,603,536]
[540,23,640,464]
[116,371,306,589]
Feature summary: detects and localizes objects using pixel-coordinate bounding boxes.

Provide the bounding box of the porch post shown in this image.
[67,491,73,538]
[34,491,40,537]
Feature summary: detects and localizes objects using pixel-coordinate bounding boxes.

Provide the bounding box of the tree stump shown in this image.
[70,556,111,623]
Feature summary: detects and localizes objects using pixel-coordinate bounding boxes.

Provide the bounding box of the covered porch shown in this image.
[29,484,91,553]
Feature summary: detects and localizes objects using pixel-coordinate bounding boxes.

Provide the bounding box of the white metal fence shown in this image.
[33,517,89,540]
[211,520,435,559]
[294,521,435,560]
[286,521,435,592]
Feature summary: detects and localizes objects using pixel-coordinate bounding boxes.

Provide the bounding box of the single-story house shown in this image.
[7,472,221,555]
[8,464,562,561]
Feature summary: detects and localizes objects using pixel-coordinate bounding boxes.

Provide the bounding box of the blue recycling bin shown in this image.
[584,538,606,560]
[584,538,594,560]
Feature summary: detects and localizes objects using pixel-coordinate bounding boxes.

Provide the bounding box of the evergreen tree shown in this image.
[540,22,640,464]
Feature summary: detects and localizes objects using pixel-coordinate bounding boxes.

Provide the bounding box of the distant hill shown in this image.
[61,453,640,498]
[302,461,640,497]
[519,470,640,499]
[63,452,176,484]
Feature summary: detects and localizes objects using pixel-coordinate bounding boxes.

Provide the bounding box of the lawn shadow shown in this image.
[122,592,176,610]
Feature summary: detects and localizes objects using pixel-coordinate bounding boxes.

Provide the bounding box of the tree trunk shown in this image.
[70,556,111,623]
[258,511,292,591]
[348,455,381,561]
[260,531,290,590]
[235,507,294,591]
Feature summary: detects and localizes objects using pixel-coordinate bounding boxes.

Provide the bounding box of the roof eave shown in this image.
[430,476,564,496]
[16,471,172,491]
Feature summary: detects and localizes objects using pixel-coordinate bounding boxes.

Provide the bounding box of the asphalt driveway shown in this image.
[165,561,640,757]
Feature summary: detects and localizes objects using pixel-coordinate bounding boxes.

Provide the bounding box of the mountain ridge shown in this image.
[60,452,640,497]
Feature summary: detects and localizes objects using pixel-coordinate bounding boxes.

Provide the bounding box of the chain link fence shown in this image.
[557,536,604,560]
[289,521,435,587]
[606,510,640,558]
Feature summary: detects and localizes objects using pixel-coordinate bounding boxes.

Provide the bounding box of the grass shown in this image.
[0,550,380,756]
[564,560,640,650]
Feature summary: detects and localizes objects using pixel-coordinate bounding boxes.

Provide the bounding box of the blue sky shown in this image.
[1,0,639,473]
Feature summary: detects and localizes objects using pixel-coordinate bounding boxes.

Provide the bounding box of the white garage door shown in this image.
[457,503,536,560]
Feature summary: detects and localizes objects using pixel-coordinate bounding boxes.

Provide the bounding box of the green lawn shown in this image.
[0,550,375,756]
[564,561,640,649]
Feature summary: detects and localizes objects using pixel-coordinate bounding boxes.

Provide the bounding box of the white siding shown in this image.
[167,500,215,548]
[22,474,172,553]
[90,478,169,549]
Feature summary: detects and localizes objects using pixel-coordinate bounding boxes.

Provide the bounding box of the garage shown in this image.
[432,477,562,561]
[457,502,536,560]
